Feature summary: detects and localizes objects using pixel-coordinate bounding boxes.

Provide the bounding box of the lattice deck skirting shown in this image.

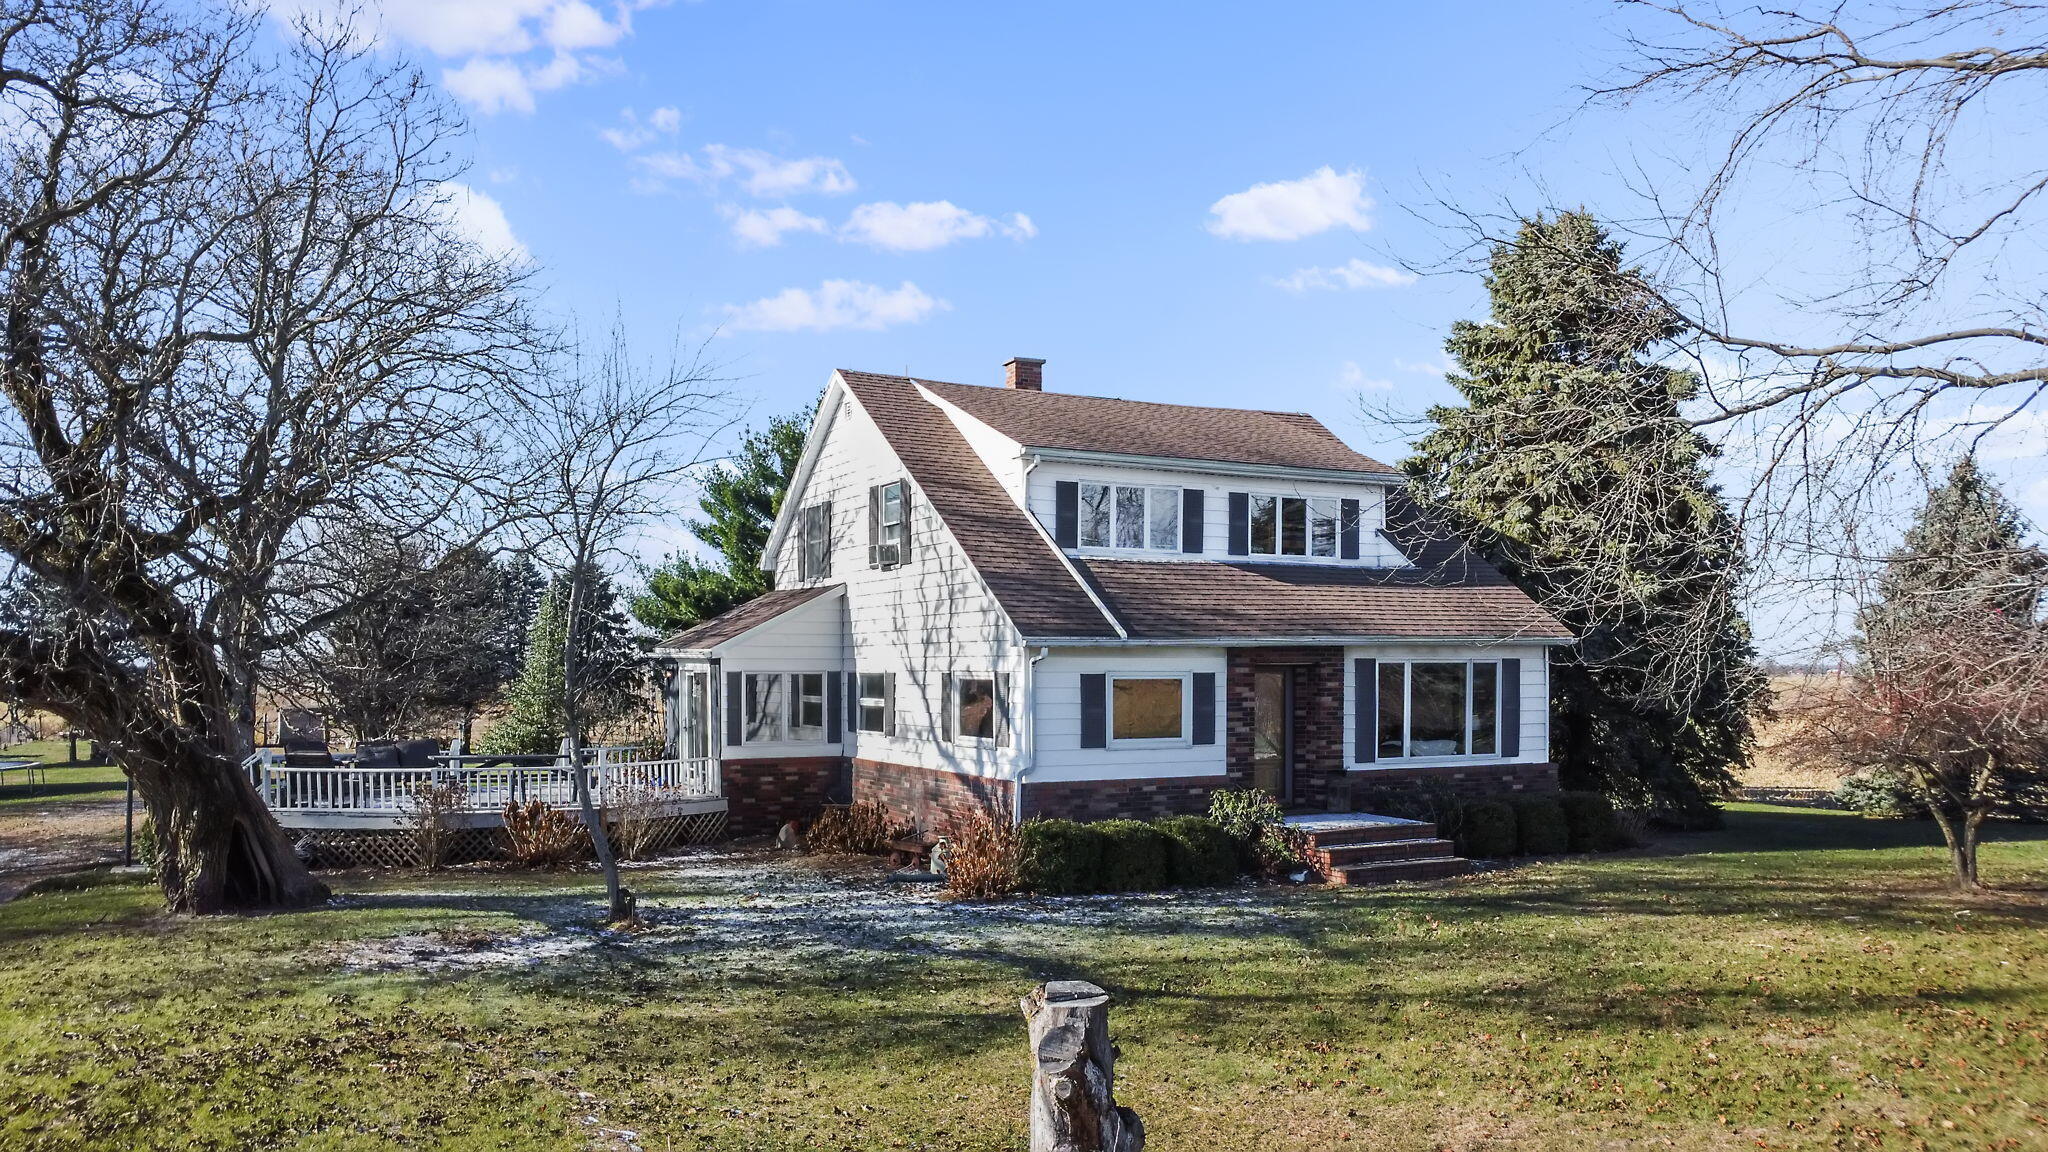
[293,808,730,870]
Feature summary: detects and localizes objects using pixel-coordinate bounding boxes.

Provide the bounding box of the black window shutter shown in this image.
[1054,481,1079,548]
[940,673,954,742]
[1500,658,1521,758]
[867,485,881,568]
[883,673,897,736]
[818,500,832,578]
[1080,673,1107,748]
[1227,492,1250,556]
[1340,498,1361,560]
[995,673,1011,747]
[1182,489,1205,554]
[845,671,859,732]
[1354,658,1376,763]
[725,671,744,747]
[826,673,842,743]
[896,480,913,564]
[1192,671,1216,745]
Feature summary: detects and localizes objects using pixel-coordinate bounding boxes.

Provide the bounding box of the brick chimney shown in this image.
[1004,356,1045,392]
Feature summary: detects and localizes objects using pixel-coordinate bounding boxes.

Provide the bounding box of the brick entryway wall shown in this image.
[1225,646,1347,811]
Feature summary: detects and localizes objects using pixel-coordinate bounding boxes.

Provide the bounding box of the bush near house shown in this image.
[942,810,1024,899]
[1154,816,1239,887]
[1558,791,1630,852]
[1018,819,1107,894]
[1459,800,1518,858]
[1511,796,1572,856]
[1095,820,1172,892]
[808,800,895,854]
[1207,787,1307,875]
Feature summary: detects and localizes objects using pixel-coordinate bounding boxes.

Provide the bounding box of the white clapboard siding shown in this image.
[1341,643,1551,769]
[1028,647,1228,783]
[1024,459,1405,567]
[759,383,1027,780]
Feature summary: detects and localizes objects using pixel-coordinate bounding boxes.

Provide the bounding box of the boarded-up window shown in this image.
[1111,676,1185,743]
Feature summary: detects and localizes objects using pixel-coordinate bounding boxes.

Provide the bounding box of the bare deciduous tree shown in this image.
[0,3,538,912]
[506,327,729,923]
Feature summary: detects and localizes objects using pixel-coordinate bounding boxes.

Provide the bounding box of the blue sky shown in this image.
[255,1,2045,656]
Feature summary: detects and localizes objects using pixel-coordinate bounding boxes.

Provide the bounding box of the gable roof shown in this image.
[838,371,1121,639]
[919,379,1400,476]
[1069,494,1572,642]
[833,370,1569,645]
[656,584,843,652]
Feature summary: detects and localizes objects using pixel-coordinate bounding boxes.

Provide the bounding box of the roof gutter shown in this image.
[1016,633,1576,647]
[1023,446,1403,486]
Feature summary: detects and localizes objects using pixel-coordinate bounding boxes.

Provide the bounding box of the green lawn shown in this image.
[2,804,2045,1151]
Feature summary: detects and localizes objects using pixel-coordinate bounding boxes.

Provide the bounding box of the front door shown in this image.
[1251,667,1292,803]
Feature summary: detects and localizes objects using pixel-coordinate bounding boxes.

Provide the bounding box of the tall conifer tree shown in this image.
[1859,457,2046,656]
[1405,212,1765,823]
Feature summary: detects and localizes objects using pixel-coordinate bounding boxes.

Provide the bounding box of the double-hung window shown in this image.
[948,673,1010,745]
[869,480,909,568]
[855,672,891,734]
[1109,674,1188,746]
[790,673,826,741]
[798,502,832,580]
[1375,661,1500,759]
[1079,483,1180,551]
[1250,494,1341,558]
[744,674,785,743]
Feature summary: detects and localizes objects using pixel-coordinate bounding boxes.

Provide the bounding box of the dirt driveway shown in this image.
[0,796,129,901]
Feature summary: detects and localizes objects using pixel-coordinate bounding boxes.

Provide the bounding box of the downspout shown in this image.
[1014,644,1051,826]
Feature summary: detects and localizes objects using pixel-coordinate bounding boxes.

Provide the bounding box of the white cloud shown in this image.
[1394,356,1452,376]
[1339,361,1394,392]
[601,105,683,151]
[260,1,631,113]
[430,181,529,263]
[720,280,946,333]
[634,144,855,197]
[839,201,1036,251]
[723,205,829,249]
[1271,257,1416,292]
[1207,166,1374,242]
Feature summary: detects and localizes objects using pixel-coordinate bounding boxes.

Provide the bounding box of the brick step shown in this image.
[1331,856,1474,886]
[1318,837,1458,867]
[1293,819,1438,850]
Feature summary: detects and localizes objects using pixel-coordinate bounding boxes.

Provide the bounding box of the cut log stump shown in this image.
[1021,980,1144,1152]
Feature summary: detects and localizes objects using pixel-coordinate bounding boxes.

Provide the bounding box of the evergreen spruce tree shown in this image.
[1405,211,1766,824]
[481,567,639,755]
[632,409,809,634]
[1858,456,2046,656]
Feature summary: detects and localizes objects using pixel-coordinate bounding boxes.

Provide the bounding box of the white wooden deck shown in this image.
[245,748,724,830]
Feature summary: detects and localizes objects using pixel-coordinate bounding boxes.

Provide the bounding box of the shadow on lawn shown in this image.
[1659,804,2048,856]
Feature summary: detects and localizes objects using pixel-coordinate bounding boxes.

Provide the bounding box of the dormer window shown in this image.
[1080,482,1179,552]
[1249,495,1340,558]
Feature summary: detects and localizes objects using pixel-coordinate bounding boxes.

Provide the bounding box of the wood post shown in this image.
[1021,981,1144,1152]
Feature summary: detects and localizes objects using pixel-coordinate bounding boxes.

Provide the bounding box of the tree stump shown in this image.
[1021,980,1144,1152]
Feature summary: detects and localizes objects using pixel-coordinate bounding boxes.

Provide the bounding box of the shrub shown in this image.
[1153,816,1239,887]
[503,799,586,867]
[606,782,673,861]
[808,800,893,854]
[1511,795,1571,856]
[1558,791,1627,852]
[1459,800,1517,858]
[403,780,468,871]
[1096,819,1171,891]
[1207,787,1304,875]
[1375,783,1467,846]
[1835,769,1925,818]
[944,810,1024,898]
[1019,819,1106,894]
[135,816,158,869]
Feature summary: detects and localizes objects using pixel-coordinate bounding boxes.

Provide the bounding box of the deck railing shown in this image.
[244,747,721,817]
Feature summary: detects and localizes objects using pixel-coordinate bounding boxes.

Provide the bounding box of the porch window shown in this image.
[1079,482,1179,551]
[745,674,784,743]
[680,671,709,759]
[1374,661,1501,759]
[1249,493,1341,557]
[1110,675,1186,745]
[790,672,826,741]
[856,672,891,734]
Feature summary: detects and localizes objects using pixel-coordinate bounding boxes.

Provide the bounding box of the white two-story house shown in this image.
[652,358,1572,837]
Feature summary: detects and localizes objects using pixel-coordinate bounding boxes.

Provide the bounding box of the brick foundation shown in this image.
[852,759,1013,835]
[1225,646,1347,810]
[1346,761,1559,808]
[721,756,845,836]
[1017,776,1220,822]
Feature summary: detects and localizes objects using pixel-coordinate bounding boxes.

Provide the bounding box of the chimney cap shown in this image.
[1004,356,1045,391]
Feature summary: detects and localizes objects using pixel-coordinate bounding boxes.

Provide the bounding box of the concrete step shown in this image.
[1331,856,1474,886]
[1319,837,1458,867]
[1288,815,1438,849]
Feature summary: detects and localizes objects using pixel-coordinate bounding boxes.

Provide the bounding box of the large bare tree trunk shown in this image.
[140,748,330,914]
[1022,981,1144,1152]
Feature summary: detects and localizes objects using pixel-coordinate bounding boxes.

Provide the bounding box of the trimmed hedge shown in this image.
[1511,796,1571,856]
[1096,819,1171,891]
[1460,801,1517,859]
[1154,816,1239,887]
[1018,819,1106,894]
[1558,791,1628,852]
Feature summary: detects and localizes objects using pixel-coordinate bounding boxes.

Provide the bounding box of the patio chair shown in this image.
[394,739,440,769]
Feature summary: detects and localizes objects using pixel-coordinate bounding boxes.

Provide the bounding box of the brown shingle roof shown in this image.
[918,379,1400,476]
[839,371,1120,639]
[658,585,842,651]
[1067,493,1572,641]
